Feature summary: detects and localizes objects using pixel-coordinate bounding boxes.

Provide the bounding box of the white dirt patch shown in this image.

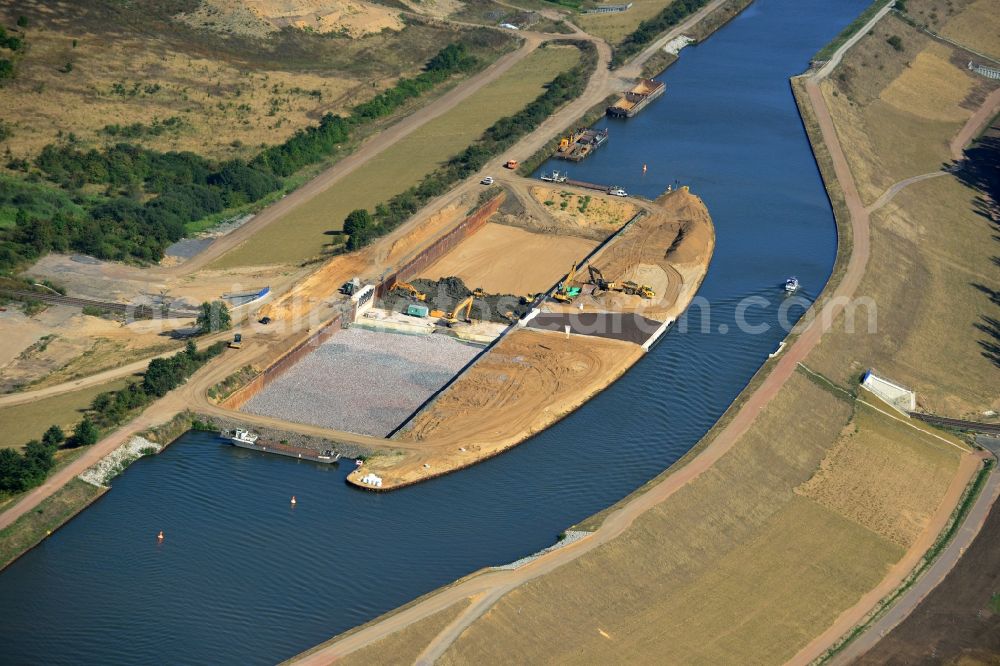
[79,436,163,487]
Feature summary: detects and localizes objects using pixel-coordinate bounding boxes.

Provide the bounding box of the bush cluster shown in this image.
[0,44,478,274]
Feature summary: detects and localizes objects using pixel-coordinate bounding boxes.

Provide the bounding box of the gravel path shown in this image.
[242,327,482,437]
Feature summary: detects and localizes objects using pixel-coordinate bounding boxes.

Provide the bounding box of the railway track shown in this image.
[909,412,1000,435]
[0,289,198,320]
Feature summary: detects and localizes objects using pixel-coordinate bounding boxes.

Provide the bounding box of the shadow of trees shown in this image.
[952,130,1000,368]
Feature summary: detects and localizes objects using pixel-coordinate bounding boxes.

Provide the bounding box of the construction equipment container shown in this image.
[406,304,430,318]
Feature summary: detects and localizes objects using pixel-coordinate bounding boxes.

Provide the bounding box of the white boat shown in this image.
[540,170,568,183]
[608,187,628,197]
[784,276,800,293]
[225,428,259,445]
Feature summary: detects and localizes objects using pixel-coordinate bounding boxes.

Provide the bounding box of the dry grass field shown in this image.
[417,222,597,294]
[433,372,969,664]
[820,15,997,204]
[0,1,506,164]
[0,377,131,448]
[215,45,582,267]
[805,171,999,417]
[796,403,963,548]
[937,0,1000,58]
[575,0,677,44]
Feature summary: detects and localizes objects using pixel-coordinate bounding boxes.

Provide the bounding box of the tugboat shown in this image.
[784,276,800,294]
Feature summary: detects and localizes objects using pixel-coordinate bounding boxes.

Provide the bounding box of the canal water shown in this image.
[0,1,868,663]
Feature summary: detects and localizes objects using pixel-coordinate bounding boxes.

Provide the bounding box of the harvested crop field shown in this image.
[417,222,597,295]
[216,45,583,267]
[241,327,482,437]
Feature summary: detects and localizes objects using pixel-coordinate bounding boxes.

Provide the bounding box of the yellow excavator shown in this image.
[553,262,582,303]
[393,280,427,302]
[444,295,475,326]
[587,265,621,294]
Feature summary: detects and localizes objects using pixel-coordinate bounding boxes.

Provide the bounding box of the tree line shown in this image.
[343,42,596,251]
[0,43,480,274]
[0,339,227,495]
[612,0,712,66]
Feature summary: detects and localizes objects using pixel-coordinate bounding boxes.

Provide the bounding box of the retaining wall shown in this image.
[376,192,505,299]
[222,312,345,410]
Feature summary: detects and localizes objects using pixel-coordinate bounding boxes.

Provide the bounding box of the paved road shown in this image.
[830,454,999,664]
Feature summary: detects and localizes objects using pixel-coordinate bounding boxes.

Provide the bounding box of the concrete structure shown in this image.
[860,370,916,414]
[584,2,632,14]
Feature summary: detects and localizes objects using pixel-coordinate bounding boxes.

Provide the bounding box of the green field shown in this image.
[0,378,131,449]
[576,0,679,44]
[213,45,582,268]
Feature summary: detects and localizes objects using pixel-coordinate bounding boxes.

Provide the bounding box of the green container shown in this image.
[406,304,429,318]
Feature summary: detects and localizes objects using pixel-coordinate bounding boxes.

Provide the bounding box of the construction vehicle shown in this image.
[553,262,582,303]
[444,295,475,326]
[472,287,486,299]
[587,265,622,294]
[339,277,361,296]
[393,280,427,302]
[229,333,243,349]
[505,159,519,169]
[622,281,655,299]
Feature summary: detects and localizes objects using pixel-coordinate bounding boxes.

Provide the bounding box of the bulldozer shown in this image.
[553,262,582,303]
[392,280,427,302]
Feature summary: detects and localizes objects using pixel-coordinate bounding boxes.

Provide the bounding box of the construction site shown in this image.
[199,178,715,491]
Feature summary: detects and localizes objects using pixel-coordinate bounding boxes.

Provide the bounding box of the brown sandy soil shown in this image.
[417,222,598,295]
[347,328,643,488]
[0,307,180,392]
[543,187,714,322]
[178,0,404,39]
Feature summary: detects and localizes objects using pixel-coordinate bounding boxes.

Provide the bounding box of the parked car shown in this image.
[481,176,494,185]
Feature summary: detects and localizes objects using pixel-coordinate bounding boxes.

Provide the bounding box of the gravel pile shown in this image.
[241,327,482,437]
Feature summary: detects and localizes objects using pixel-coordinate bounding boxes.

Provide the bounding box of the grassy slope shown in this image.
[437,372,965,664]
[0,377,130,448]
[806,11,999,416]
[214,45,582,268]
